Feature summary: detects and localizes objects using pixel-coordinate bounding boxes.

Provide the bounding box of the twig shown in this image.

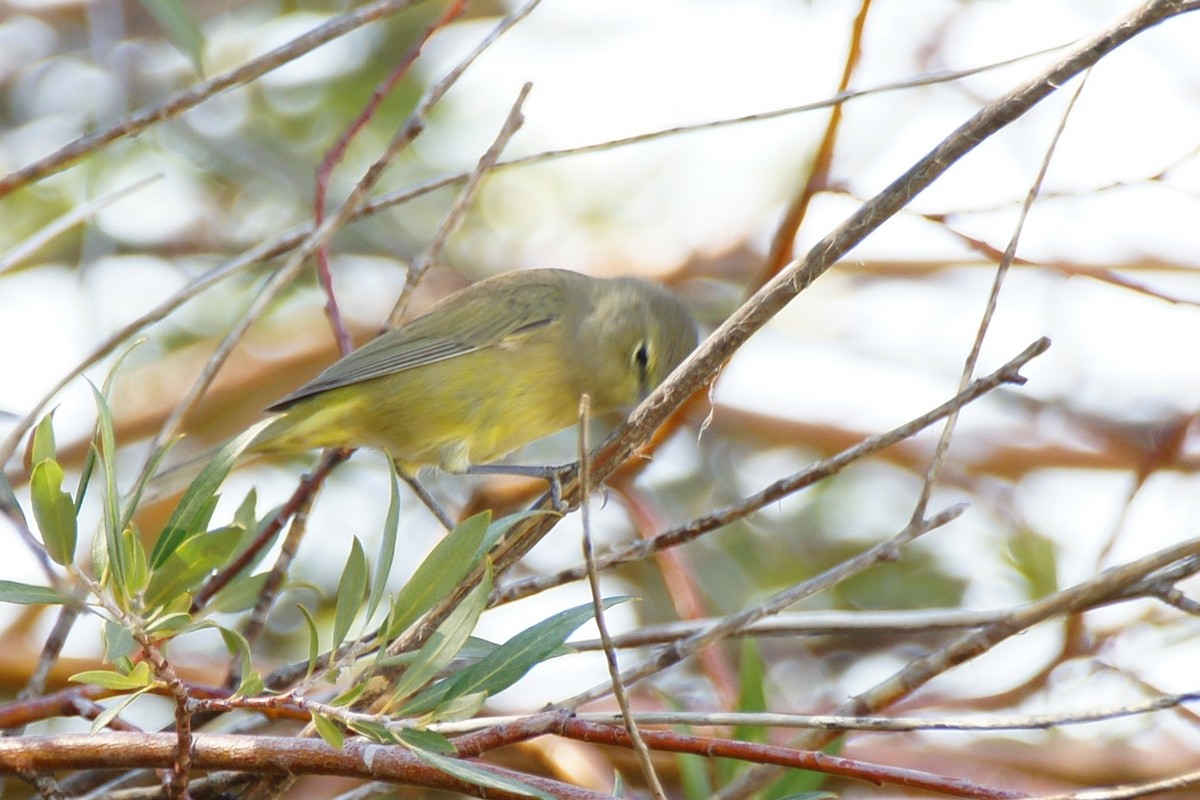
[563,689,1200,732]
[133,0,542,537]
[0,40,1072,472]
[559,717,1022,800]
[564,504,965,709]
[0,732,614,800]
[316,0,469,356]
[0,0,425,198]
[387,81,533,328]
[718,533,1200,798]
[909,65,1089,527]
[479,0,1195,594]
[578,396,666,800]
[0,175,161,275]
[1026,768,1200,800]
[192,449,348,612]
[234,463,323,669]
[495,337,1047,605]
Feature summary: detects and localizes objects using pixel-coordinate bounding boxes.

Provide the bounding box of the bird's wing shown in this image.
[266,278,565,410]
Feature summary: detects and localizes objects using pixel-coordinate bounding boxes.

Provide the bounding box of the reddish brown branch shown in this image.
[561,718,1022,799]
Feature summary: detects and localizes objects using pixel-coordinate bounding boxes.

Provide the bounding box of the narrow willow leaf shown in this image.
[119,434,181,535]
[121,525,148,598]
[102,619,136,663]
[88,386,120,539]
[29,459,76,566]
[312,712,344,749]
[0,473,28,528]
[421,690,486,724]
[239,670,265,698]
[734,638,768,727]
[477,510,552,562]
[386,511,491,639]
[217,626,257,698]
[332,537,369,650]
[91,687,151,734]
[367,462,402,622]
[138,0,204,73]
[297,604,321,681]
[435,598,627,711]
[388,565,491,707]
[145,612,192,637]
[144,525,245,609]
[207,572,269,614]
[30,412,57,466]
[395,728,455,754]
[150,419,273,570]
[346,718,400,744]
[70,661,153,691]
[410,748,555,800]
[331,681,367,708]
[233,488,258,530]
[87,385,125,603]
[0,580,65,605]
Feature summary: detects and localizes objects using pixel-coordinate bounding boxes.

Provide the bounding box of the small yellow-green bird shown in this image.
[250,268,698,475]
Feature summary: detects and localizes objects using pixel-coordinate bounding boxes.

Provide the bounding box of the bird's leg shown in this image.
[395,464,455,530]
[465,462,575,512]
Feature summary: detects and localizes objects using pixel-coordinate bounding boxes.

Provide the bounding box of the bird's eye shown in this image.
[633,341,650,371]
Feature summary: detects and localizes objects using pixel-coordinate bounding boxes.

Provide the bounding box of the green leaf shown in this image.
[1005,526,1059,599]
[233,489,258,531]
[406,597,628,716]
[30,459,77,566]
[386,511,492,639]
[0,580,65,605]
[121,525,148,597]
[138,0,204,74]
[91,687,152,734]
[207,572,269,614]
[718,639,768,786]
[395,728,456,754]
[144,525,246,609]
[31,412,57,466]
[332,537,369,650]
[119,434,181,534]
[150,419,273,570]
[298,604,321,681]
[477,510,551,562]
[346,718,400,744]
[422,690,485,724]
[89,386,119,538]
[102,619,136,663]
[217,626,259,698]
[70,661,154,691]
[410,748,555,800]
[331,681,367,708]
[312,712,345,749]
[0,473,29,529]
[367,463,402,622]
[87,384,125,604]
[145,612,192,637]
[388,564,491,707]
